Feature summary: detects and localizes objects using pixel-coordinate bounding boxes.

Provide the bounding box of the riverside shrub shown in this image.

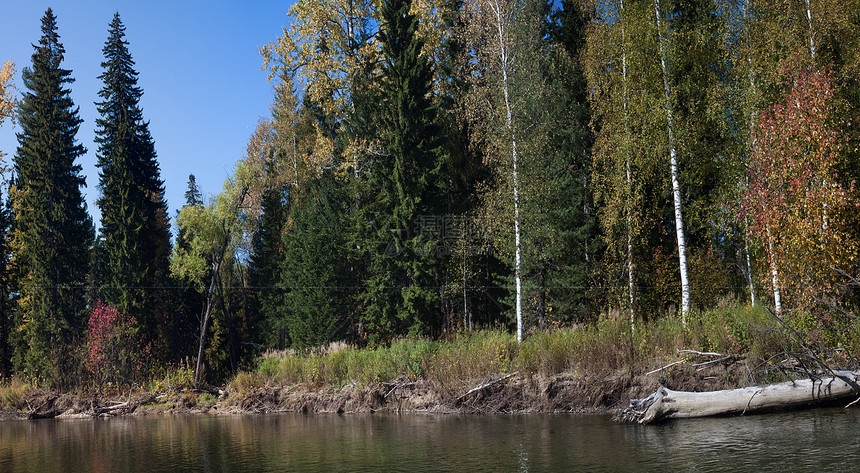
[86,300,145,384]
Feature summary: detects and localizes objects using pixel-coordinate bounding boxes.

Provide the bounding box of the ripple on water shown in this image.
[1,409,860,472]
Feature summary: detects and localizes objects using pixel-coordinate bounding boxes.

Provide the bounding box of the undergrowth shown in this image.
[233,301,852,394]
[3,302,856,403]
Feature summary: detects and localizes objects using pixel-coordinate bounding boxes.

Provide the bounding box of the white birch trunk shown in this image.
[805,0,816,60]
[803,0,830,234]
[654,0,691,321]
[621,0,635,334]
[513,133,523,343]
[744,217,757,305]
[463,243,470,331]
[766,225,783,315]
[742,4,760,307]
[490,0,524,343]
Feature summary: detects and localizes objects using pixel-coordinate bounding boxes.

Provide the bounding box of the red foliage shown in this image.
[742,68,856,307]
[86,300,141,382]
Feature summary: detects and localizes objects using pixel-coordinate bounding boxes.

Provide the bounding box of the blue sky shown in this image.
[0,1,295,227]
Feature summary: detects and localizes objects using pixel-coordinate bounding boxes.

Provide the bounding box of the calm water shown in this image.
[1,408,860,472]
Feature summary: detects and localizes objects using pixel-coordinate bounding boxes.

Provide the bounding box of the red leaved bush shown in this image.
[87,300,144,384]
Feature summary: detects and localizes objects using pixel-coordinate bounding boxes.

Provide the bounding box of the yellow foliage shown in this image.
[0,60,17,162]
[260,0,453,177]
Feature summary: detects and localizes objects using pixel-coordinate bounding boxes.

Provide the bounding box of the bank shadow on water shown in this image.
[1,408,859,472]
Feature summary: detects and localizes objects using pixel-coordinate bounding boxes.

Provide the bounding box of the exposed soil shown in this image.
[0,359,753,420]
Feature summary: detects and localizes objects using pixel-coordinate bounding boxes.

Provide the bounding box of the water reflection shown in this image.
[1,408,859,472]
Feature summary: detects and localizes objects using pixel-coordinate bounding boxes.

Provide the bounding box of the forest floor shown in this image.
[0,361,749,420]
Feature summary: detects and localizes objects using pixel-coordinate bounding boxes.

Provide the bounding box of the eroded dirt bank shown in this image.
[0,362,749,420]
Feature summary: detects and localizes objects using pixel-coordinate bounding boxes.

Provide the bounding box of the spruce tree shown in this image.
[184,174,202,207]
[281,172,349,348]
[359,0,446,340]
[170,174,205,361]
[527,0,598,324]
[94,13,171,354]
[12,9,94,385]
[249,174,290,349]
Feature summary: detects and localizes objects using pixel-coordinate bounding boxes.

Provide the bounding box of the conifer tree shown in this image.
[281,172,349,347]
[184,174,202,207]
[526,0,598,324]
[358,0,446,340]
[94,13,171,353]
[248,162,290,350]
[12,9,94,385]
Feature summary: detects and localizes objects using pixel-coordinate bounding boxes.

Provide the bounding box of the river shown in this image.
[2,408,859,472]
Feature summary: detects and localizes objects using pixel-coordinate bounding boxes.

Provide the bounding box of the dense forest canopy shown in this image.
[0,0,859,387]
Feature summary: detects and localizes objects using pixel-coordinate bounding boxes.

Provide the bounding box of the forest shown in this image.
[0,0,859,390]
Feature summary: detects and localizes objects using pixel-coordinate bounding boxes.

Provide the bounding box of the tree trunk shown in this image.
[217,265,238,375]
[621,0,635,334]
[743,226,757,305]
[805,0,816,60]
[194,259,220,387]
[463,243,470,332]
[766,225,783,315]
[617,371,860,424]
[490,0,524,343]
[742,2,758,307]
[654,0,690,320]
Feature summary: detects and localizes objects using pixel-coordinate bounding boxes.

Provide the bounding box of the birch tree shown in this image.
[620,0,635,331]
[742,69,855,312]
[171,139,270,383]
[586,0,658,323]
[171,198,236,386]
[461,0,545,342]
[653,0,690,320]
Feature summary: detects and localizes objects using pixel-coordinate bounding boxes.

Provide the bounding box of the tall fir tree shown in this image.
[281,172,349,348]
[358,0,446,341]
[94,13,171,357]
[521,0,598,325]
[249,167,290,350]
[170,174,205,361]
[12,9,94,385]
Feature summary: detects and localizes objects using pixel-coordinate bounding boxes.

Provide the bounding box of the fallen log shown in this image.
[616,370,860,424]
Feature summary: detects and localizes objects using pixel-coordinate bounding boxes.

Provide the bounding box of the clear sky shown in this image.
[0,1,295,229]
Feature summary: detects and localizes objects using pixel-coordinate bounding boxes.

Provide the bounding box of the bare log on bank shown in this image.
[616,371,860,424]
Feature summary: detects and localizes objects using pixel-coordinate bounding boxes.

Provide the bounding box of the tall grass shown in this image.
[0,378,33,410]
[233,301,859,393]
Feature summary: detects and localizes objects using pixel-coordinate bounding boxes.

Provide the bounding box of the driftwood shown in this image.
[383,380,415,399]
[93,393,157,417]
[616,370,860,424]
[457,372,518,402]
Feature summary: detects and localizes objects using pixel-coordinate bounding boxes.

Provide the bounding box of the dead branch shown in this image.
[645,360,684,376]
[677,349,725,357]
[383,380,415,399]
[457,372,517,402]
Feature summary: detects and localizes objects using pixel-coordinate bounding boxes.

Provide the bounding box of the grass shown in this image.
[2,300,853,409]
[0,378,32,410]
[234,300,860,395]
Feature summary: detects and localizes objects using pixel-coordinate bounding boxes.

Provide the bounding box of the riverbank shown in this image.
[0,360,750,420]
[3,302,792,420]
